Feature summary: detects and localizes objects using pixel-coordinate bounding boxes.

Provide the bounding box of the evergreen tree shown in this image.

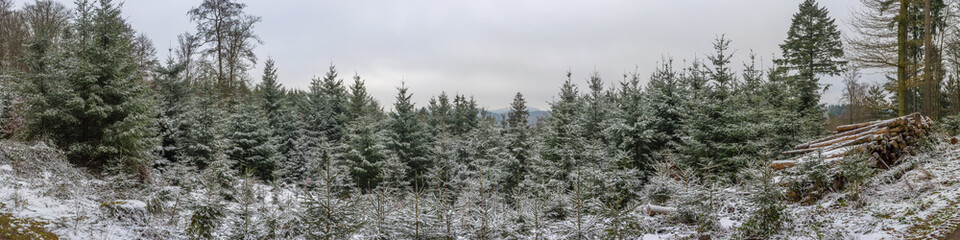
[306,64,348,144]
[676,36,748,177]
[178,87,225,170]
[502,92,532,196]
[427,92,453,134]
[154,57,191,166]
[535,72,583,186]
[27,0,156,175]
[225,98,279,181]
[341,74,390,190]
[777,0,844,127]
[257,58,284,129]
[387,83,433,187]
[343,114,391,191]
[641,61,683,158]
[451,94,480,136]
[300,139,363,239]
[581,72,612,142]
[345,73,383,120]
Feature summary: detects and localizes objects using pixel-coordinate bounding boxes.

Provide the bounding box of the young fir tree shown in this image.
[777,0,844,134]
[535,72,583,187]
[178,85,224,170]
[225,98,279,181]
[153,57,191,166]
[532,72,584,221]
[300,139,363,239]
[188,151,236,240]
[640,60,683,160]
[277,113,311,184]
[387,83,434,187]
[502,92,532,198]
[581,72,612,143]
[307,64,348,145]
[257,58,284,130]
[676,36,750,177]
[427,92,453,135]
[342,74,390,191]
[605,71,649,174]
[27,0,156,175]
[451,94,480,136]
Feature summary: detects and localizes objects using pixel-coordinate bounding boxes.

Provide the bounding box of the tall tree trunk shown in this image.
[922,0,936,120]
[897,0,910,116]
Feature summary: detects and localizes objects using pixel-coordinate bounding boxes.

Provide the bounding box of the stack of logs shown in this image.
[642,114,933,215]
[770,113,933,170]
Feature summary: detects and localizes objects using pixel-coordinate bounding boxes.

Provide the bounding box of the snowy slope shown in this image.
[2,138,960,239]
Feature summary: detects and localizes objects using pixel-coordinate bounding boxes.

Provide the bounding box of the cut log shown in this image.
[776,113,932,172]
[644,204,676,216]
[770,160,796,170]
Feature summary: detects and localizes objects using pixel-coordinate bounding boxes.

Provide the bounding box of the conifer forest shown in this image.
[3,0,960,239]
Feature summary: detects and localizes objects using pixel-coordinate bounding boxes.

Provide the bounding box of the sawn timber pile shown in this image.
[771,113,933,170]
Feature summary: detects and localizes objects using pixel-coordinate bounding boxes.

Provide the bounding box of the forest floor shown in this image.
[1,138,960,239]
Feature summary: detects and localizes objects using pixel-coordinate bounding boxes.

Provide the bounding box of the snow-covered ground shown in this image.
[2,139,960,239]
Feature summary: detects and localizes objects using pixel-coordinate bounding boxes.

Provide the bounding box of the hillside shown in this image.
[1,135,960,239]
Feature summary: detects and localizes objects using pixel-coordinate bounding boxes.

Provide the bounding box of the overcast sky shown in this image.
[15,0,872,110]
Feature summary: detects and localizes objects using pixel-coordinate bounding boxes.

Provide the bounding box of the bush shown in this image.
[739,162,788,239]
[186,204,223,240]
[938,114,960,136]
[838,152,875,208]
[785,155,831,205]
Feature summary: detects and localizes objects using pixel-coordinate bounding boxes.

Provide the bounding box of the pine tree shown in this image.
[387,83,433,187]
[154,57,191,166]
[257,58,284,129]
[640,61,683,159]
[307,64,348,144]
[225,98,279,181]
[676,36,750,177]
[451,94,480,136]
[278,114,311,184]
[343,114,391,191]
[178,88,225,170]
[300,139,363,239]
[581,72,611,142]
[346,73,382,121]
[535,72,583,186]
[427,92,453,135]
[188,152,236,240]
[777,0,844,125]
[341,74,390,191]
[27,0,156,175]
[502,92,532,198]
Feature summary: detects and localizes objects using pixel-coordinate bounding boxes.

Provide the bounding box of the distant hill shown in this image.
[486,107,549,127]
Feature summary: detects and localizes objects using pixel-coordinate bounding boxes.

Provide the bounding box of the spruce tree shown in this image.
[307,64,348,144]
[535,72,583,186]
[388,83,433,187]
[503,92,532,196]
[257,58,284,129]
[300,139,362,239]
[451,94,480,136]
[27,0,156,174]
[675,37,752,177]
[178,86,225,170]
[225,98,279,182]
[640,61,683,159]
[154,57,191,166]
[777,0,844,127]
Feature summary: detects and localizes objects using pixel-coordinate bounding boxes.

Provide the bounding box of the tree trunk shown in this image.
[897,0,910,116]
[922,0,935,120]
